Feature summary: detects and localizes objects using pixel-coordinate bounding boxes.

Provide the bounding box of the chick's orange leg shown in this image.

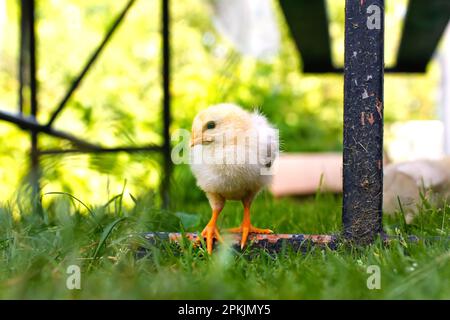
[201,193,225,254]
[227,200,273,249]
[201,209,223,254]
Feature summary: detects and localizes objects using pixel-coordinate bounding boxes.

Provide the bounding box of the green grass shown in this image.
[0,187,448,299]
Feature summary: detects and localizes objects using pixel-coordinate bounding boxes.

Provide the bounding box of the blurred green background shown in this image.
[0,0,440,206]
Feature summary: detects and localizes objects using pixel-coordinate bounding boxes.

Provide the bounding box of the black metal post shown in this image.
[0,110,103,149]
[161,0,171,208]
[20,0,40,198]
[39,145,162,155]
[18,1,27,115]
[342,0,384,244]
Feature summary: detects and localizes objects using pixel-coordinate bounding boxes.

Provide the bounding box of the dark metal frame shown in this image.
[279,0,449,74]
[0,0,172,206]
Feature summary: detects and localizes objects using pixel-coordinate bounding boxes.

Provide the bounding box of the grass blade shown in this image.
[42,192,95,217]
[91,217,127,262]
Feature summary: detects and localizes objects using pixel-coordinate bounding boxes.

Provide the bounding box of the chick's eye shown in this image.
[206,121,216,130]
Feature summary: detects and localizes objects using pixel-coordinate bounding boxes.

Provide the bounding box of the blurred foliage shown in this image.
[0,0,441,204]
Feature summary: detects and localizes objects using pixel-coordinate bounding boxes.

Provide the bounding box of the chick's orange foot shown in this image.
[201,224,223,254]
[226,225,273,234]
[226,223,273,249]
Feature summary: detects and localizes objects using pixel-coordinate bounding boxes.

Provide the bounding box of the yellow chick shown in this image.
[190,103,279,254]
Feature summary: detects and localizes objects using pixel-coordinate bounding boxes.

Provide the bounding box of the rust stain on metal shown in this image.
[367,113,375,125]
[144,232,337,248]
[168,233,178,242]
[376,98,383,119]
[253,234,292,244]
[303,234,334,244]
[169,232,201,245]
[361,179,369,188]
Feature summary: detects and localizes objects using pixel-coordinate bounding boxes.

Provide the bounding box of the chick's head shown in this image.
[190,103,252,148]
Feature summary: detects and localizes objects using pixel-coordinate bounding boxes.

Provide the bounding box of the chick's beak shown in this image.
[190,134,213,147]
[190,134,201,147]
